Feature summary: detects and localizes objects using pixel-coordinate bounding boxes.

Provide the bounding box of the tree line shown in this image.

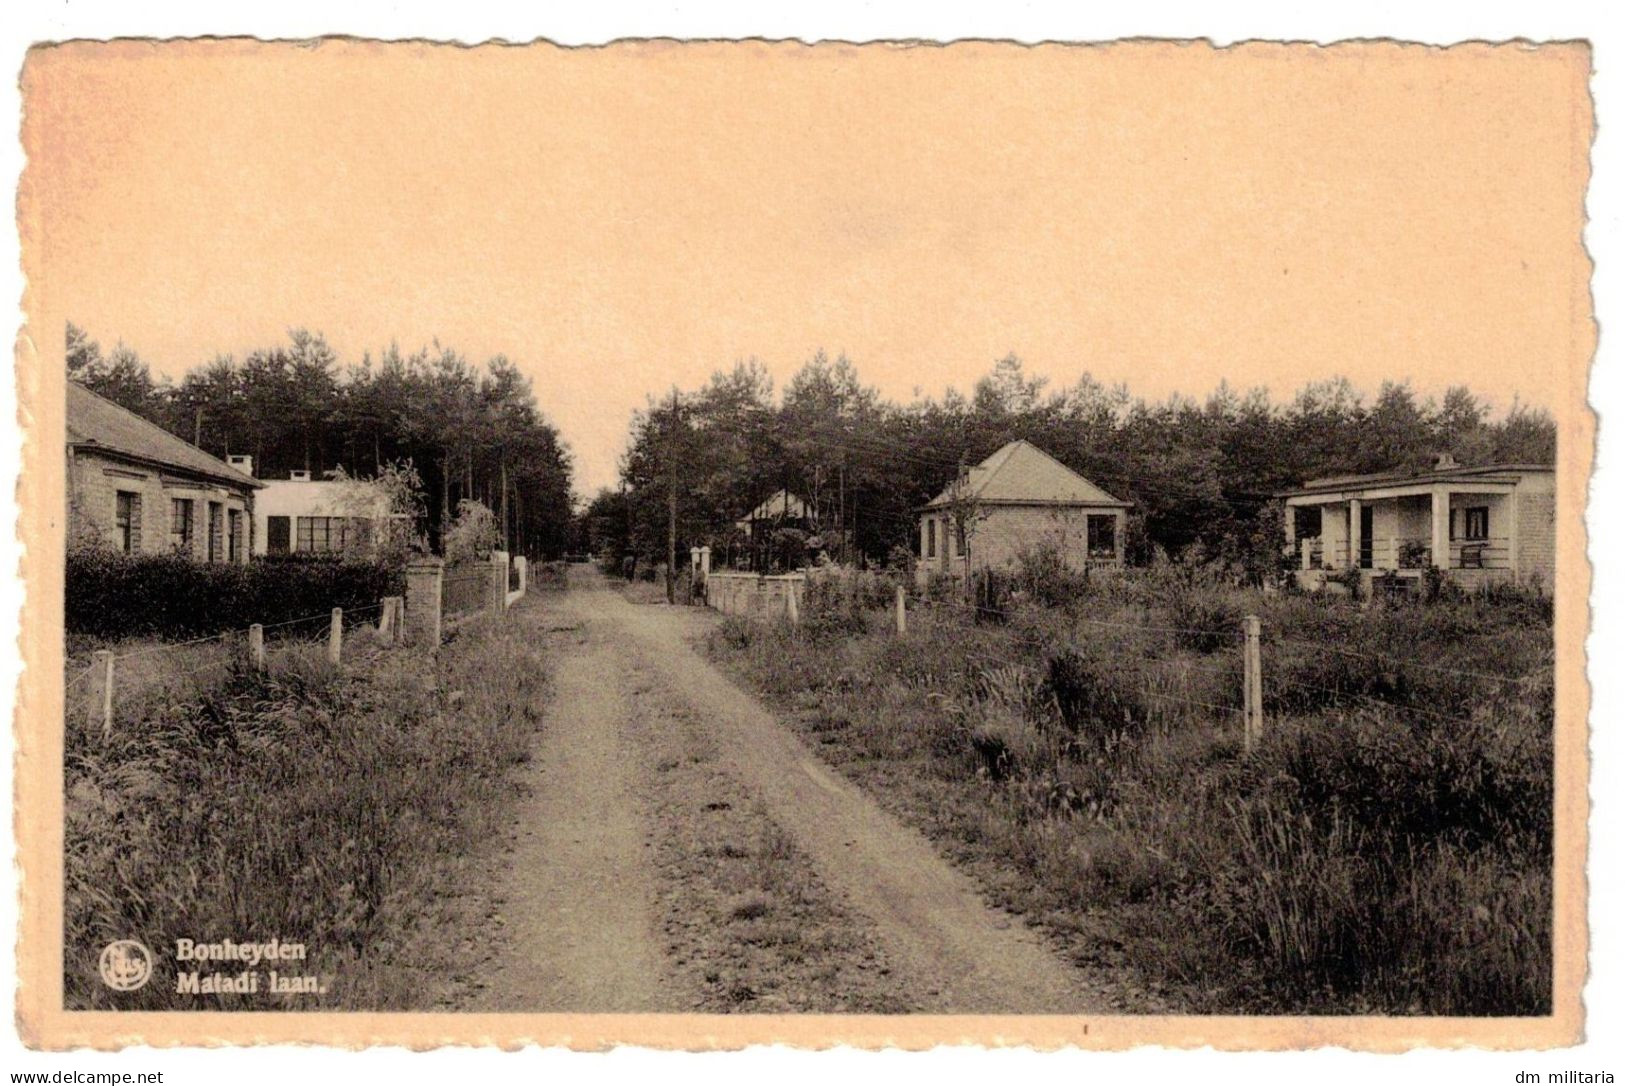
[66,323,575,558]
[587,351,1557,574]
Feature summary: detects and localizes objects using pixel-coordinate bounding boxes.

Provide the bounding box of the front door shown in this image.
[1359,504,1374,569]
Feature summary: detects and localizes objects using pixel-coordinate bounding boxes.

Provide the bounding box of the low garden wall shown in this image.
[706,571,805,620]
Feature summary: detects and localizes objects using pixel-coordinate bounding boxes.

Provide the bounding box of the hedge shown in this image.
[66,548,406,642]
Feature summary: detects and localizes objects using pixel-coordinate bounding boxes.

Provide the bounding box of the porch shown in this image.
[1286,483,1518,581]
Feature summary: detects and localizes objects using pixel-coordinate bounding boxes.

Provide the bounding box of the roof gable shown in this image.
[739,489,811,521]
[926,441,1125,508]
[66,382,261,488]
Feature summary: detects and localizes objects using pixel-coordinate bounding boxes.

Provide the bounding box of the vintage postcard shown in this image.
[12,37,1593,1051]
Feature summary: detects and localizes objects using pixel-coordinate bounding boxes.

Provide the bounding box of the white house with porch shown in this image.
[1281,456,1555,593]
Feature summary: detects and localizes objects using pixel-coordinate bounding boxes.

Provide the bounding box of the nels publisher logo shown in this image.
[98,939,154,991]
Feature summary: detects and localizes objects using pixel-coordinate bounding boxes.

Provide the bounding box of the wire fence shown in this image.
[442,566,493,619]
[707,566,1551,744]
[65,600,396,739]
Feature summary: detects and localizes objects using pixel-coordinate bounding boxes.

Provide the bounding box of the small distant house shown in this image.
[66,380,261,562]
[250,468,395,556]
[731,489,817,572]
[735,489,814,539]
[1281,455,1556,592]
[916,440,1129,580]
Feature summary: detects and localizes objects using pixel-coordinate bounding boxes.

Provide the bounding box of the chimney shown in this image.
[289,470,312,482]
[1433,452,1459,471]
[228,454,254,478]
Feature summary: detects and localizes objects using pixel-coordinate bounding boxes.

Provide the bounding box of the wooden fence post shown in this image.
[91,649,114,737]
[895,583,907,635]
[1243,614,1263,752]
[329,608,343,665]
[249,624,265,673]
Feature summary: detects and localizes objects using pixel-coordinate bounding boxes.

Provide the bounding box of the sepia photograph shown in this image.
[9,28,1596,1055]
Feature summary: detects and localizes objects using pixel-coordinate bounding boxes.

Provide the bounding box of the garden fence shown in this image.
[702,566,1553,751]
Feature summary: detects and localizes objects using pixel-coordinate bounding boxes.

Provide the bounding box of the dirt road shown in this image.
[472,569,1107,1013]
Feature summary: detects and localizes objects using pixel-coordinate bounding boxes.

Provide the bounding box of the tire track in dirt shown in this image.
[597,578,1108,1014]
[466,603,666,1012]
[625,661,914,1013]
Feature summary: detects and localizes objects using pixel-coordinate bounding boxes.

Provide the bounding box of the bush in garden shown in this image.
[442,499,502,564]
[1010,542,1094,608]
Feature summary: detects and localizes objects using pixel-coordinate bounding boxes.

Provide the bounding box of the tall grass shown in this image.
[64,611,548,1009]
[707,570,1554,1014]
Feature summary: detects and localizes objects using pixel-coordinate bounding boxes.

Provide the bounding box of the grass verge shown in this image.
[64,605,549,1009]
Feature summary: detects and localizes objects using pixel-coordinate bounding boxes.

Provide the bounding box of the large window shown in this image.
[114,491,136,553]
[227,509,242,563]
[296,516,360,554]
[926,518,937,558]
[1464,506,1490,541]
[170,498,194,553]
[1087,514,1117,559]
[267,516,290,554]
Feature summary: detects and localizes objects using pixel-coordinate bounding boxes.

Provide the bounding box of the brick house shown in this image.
[67,381,261,561]
[916,440,1129,582]
[1281,456,1556,593]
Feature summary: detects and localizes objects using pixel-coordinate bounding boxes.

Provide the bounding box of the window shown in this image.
[267,516,291,554]
[926,518,937,558]
[1087,514,1118,559]
[296,516,350,554]
[115,491,136,553]
[1464,506,1490,541]
[954,520,966,558]
[170,498,194,553]
[207,503,222,562]
[227,510,242,563]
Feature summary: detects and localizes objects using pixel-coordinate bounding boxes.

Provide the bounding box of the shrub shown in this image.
[1043,647,1144,747]
[443,499,501,564]
[65,546,404,642]
[1010,542,1093,608]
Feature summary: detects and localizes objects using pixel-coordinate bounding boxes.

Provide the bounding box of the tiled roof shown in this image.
[923,440,1127,509]
[66,381,261,489]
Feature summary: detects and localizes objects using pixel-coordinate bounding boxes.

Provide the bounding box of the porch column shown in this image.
[1283,504,1296,556]
[1348,499,1361,570]
[1430,487,1450,569]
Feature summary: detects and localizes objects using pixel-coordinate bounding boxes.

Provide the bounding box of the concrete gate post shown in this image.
[490,550,510,611]
[404,556,444,649]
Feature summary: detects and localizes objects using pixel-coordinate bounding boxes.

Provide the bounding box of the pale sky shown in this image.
[22,40,1592,495]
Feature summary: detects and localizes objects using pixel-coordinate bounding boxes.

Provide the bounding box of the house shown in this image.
[731,489,818,572]
[66,380,261,562]
[249,468,396,556]
[734,489,814,538]
[916,440,1130,581]
[1281,455,1556,592]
